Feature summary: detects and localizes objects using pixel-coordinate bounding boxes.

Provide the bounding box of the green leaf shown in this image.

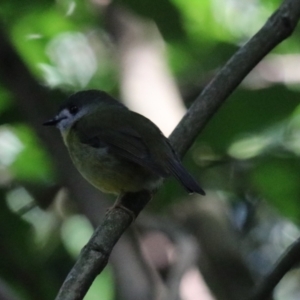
[251,157,300,221]
[200,86,300,152]
[10,124,56,183]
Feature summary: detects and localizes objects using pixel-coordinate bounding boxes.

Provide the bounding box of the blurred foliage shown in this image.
[1,0,300,299]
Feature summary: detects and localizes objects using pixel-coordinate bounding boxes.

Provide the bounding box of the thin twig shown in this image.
[247,237,300,300]
[55,0,300,299]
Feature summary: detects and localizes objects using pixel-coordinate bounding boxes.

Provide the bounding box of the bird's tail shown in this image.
[167,159,205,195]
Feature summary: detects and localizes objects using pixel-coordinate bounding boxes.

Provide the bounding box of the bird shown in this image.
[43,90,205,201]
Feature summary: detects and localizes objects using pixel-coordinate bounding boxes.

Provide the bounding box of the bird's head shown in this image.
[43,90,124,133]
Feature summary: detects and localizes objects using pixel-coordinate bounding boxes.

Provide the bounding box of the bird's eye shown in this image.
[69,105,79,115]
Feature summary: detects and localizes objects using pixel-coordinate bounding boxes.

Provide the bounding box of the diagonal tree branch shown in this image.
[54,0,300,299]
[170,0,300,156]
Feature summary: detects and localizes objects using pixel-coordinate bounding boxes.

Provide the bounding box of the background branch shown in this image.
[248,237,300,300]
[111,228,167,300]
[55,0,300,299]
[176,195,255,300]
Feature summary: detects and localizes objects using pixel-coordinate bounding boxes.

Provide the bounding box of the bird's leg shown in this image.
[106,193,136,222]
[106,190,153,221]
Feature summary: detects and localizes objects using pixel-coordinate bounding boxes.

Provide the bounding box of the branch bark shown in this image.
[54,208,133,300]
[53,0,300,298]
[169,0,300,156]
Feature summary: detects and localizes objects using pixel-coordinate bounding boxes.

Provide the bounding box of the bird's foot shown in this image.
[106,198,136,222]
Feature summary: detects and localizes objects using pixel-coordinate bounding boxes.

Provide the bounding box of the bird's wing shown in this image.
[74,116,169,177]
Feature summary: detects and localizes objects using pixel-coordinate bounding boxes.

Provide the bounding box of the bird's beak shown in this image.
[43,115,66,126]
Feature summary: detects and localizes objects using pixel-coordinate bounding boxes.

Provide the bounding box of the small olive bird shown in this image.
[44,90,205,198]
